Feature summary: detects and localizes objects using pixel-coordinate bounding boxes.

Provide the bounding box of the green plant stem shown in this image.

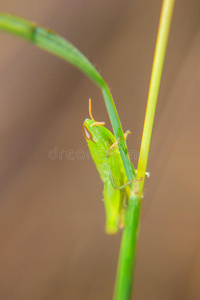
[137,0,175,193]
[0,12,135,181]
[114,194,140,300]
[114,1,175,299]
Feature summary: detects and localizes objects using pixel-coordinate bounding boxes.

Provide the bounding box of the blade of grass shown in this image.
[0,12,135,181]
[114,1,175,299]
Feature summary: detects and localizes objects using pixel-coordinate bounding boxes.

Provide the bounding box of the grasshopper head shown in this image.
[82,118,105,143]
[82,99,115,151]
[82,98,107,143]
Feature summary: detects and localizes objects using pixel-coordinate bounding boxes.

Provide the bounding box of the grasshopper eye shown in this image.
[82,124,92,140]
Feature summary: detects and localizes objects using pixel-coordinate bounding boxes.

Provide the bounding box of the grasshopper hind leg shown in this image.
[103,181,121,234]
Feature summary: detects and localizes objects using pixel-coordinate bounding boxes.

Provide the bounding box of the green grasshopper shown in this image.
[82,99,134,234]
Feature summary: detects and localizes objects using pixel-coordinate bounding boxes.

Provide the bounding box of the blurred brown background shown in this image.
[1,1,200,299]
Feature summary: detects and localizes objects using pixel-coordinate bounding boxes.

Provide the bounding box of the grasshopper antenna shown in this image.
[89,98,94,120]
[89,98,105,127]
